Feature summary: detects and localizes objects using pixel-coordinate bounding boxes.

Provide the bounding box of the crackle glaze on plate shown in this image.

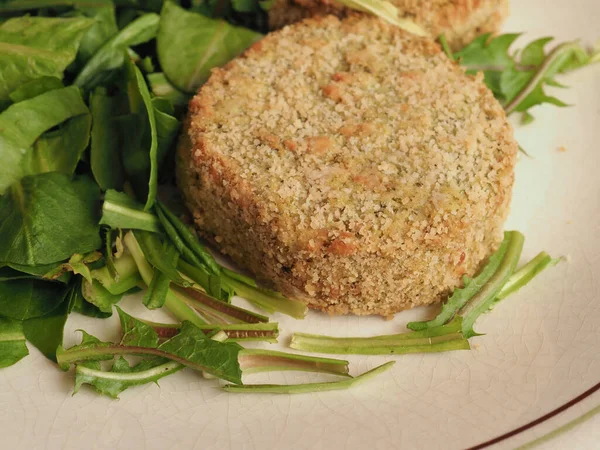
[2,1,600,449]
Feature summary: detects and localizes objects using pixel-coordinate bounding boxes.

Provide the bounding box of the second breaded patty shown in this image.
[177,15,518,316]
[268,0,509,50]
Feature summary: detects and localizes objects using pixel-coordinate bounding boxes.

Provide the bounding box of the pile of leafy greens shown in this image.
[0,0,590,396]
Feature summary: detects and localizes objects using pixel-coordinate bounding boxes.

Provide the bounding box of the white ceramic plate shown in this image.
[2,1,600,449]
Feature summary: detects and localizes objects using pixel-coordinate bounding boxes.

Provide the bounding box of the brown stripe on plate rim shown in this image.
[466,380,600,450]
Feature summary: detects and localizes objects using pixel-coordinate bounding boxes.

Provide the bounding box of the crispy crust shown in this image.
[177,15,518,316]
[268,0,510,50]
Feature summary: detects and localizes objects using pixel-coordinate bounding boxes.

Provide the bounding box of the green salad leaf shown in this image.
[75,13,159,91]
[82,278,123,313]
[157,2,262,93]
[0,85,89,194]
[90,88,126,191]
[0,278,68,321]
[73,0,119,67]
[0,318,29,368]
[0,173,102,266]
[100,190,162,232]
[120,57,160,209]
[147,72,190,106]
[22,113,92,178]
[8,76,64,104]
[0,15,93,107]
[22,282,79,361]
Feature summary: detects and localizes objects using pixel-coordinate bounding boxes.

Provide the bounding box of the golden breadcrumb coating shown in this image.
[177,15,517,316]
[268,0,510,50]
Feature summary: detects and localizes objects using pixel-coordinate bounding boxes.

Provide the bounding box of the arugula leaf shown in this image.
[0,279,68,321]
[73,356,182,398]
[8,76,64,104]
[81,278,123,313]
[22,282,78,361]
[90,88,126,191]
[0,318,29,368]
[75,13,159,91]
[0,16,93,107]
[157,2,262,93]
[0,173,101,266]
[0,85,89,193]
[455,34,600,119]
[100,190,162,232]
[224,361,395,394]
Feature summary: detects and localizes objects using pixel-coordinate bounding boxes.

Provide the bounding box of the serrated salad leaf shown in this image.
[454,33,600,120]
[74,357,183,398]
[58,320,244,383]
[407,234,512,331]
[117,306,159,347]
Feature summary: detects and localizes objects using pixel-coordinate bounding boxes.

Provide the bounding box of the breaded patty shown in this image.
[177,15,518,316]
[268,0,509,50]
